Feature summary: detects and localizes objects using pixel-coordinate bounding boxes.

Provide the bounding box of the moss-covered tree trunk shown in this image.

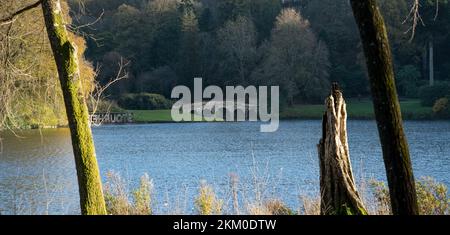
[349,0,419,215]
[41,0,106,215]
[318,84,367,215]
[428,38,434,86]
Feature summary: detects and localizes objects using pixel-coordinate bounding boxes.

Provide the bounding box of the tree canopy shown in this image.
[2,0,450,127]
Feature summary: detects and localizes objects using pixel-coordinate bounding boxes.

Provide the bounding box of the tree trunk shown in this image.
[422,46,427,83]
[429,38,434,86]
[41,0,106,215]
[349,0,419,215]
[318,83,367,215]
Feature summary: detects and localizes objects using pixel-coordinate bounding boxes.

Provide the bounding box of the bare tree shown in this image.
[218,16,257,85]
[88,58,129,126]
[403,0,441,40]
[0,0,58,132]
[403,0,438,86]
[318,83,367,215]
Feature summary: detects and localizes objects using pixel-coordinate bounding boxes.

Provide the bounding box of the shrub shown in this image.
[418,82,450,106]
[104,171,153,215]
[88,99,123,113]
[136,66,178,98]
[432,97,450,118]
[368,180,391,215]
[195,181,223,215]
[299,195,320,215]
[132,174,153,215]
[118,93,171,110]
[264,199,294,215]
[102,173,448,215]
[104,171,131,215]
[396,65,421,97]
[247,199,295,215]
[369,177,449,215]
[416,177,449,215]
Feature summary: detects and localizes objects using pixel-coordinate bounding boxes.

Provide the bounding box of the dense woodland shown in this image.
[71,0,450,100]
[0,0,448,216]
[1,0,450,128]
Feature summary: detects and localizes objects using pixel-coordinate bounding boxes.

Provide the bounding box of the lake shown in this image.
[0,120,449,214]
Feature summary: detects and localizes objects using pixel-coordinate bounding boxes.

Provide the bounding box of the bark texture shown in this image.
[429,38,434,86]
[318,84,367,215]
[41,0,106,215]
[350,0,419,215]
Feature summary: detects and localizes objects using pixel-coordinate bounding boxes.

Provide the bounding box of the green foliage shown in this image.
[396,65,421,97]
[16,101,65,129]
[118,93,172,110]
[335,204,366,216]
[136,66,178,98]
[370,177,450,215]
[128,99,433,122]
[178,8,201,88]
[332,65,369,97]
[216,0,282,40]
[61,0,450,111]
[416,177,450,215]
[418,82,450,106]
[303,0,366,96]
[68,1,331,108]
[249,0,282,41]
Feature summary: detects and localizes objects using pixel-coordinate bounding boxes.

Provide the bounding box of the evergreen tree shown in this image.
[178,9,201,88]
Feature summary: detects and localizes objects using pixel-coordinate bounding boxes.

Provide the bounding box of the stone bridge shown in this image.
[191,101,258,121]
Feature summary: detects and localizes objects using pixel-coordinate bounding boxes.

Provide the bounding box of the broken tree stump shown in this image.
[317,83,367,215]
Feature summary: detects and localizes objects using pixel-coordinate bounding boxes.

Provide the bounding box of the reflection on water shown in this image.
[0,129,77,214]
[0,120,449,214]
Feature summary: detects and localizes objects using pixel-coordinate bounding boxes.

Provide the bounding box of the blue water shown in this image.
[0,120,449,214]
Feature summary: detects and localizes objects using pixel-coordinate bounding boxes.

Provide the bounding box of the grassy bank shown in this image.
[130,110,217,123]
[131,110,174,123]
[129,99,435,123]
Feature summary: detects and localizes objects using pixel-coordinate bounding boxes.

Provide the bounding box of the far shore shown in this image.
[3,99,447,131]
[127,98,442,123]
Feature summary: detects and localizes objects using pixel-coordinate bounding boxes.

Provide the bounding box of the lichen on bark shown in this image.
[41,0,106,215]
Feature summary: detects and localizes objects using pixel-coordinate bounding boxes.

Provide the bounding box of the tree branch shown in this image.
[0,1,43,25]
